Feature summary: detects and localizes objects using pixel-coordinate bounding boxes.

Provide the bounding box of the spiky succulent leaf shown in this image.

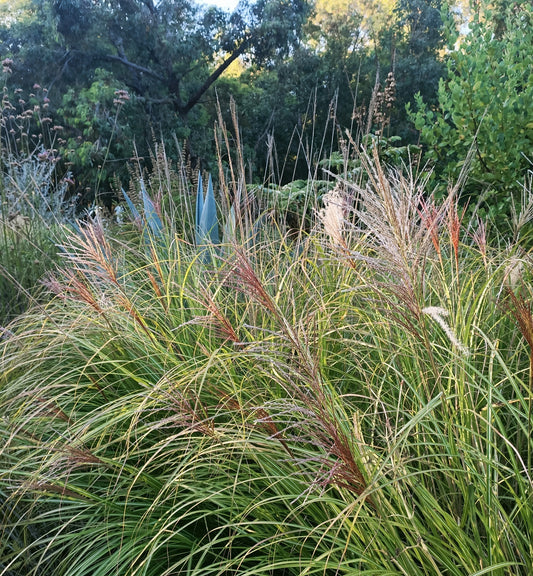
[199,174,219,245]
[121,187,142,223]
[222,203,236,245]
[140,180,163,238]
[195,174,204,247]
[196,173,219,249]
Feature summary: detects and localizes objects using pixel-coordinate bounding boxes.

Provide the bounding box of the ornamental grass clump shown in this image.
[1,153,533,575]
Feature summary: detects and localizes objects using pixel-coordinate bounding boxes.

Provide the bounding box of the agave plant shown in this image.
[195,174,219,262]
[195,173,219,245]
[122,173,219,259]
[121,179,164,239]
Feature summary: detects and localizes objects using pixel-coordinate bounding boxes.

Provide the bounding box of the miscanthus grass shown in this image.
[1,153,533,575]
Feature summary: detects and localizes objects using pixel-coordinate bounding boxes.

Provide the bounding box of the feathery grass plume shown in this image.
[472,217,488,268]
[189,285,240,344]
[337,150,441,340]
[223,246,278,315]
[501,279,533,473]
[260,396,373,505]
[317,181,348,247]
[511,170,533,241]
[446,194,465,270]
[422,306,469,356]
[60,214,119,285]
[418,195,442,257]
[353,148,435,278]
[41,218,120,322]
[503,254,526,290]
[43,268,105,314]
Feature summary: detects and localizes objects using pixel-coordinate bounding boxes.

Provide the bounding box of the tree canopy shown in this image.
[0,0,448,196]
[4,0,310,115]
[409,0,533,225]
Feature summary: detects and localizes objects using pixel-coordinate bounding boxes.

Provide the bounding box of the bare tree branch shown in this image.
[103,54,167,83]
[179,38,250,116]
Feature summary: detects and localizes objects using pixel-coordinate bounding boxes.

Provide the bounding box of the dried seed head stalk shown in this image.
[447,196,464,269]
[224,248,277,315]
[419,196,442,257]
[60,217,119,286]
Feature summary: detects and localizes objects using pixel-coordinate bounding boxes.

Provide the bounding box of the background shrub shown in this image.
[408,0,533,226]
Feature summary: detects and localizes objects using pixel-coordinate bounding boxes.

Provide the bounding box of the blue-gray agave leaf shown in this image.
[140,179,163,238]
[222,203,236,245]
[121,187,142,223]
[200,174,219,245]
[195,173,205,247]
[196,173,219,247]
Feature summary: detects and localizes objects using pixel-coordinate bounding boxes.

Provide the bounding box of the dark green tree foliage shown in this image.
[229,0,446,183]
[409,0,533,222]
[0,0,310,195]
[222,2,369,182]
[56,69,145,203]
[303,3,366,137]
[46,0,309,115]
[386,0,445,139]
[0,0,449,192]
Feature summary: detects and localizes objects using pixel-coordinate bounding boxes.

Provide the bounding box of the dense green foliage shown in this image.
[409,0,533,222]
[0,0,313,187]
[0,0,448,191]
[0,82,74,321]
